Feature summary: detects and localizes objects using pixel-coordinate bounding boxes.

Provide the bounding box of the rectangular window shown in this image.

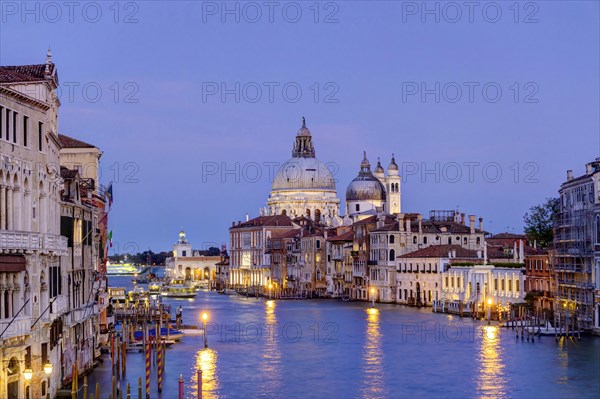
[0,106,3,139]
[508,280,513,291]
[516,280,520,292]
[23,115,28,147]
[5,108,10,140]
[41,343,48,364]
[12,111,17,143]
[494,278,498,290]
[38,122,43,151]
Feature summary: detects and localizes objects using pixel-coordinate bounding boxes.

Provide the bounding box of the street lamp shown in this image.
[370,288,375,308]
[487,298,493,325]
[201,312,208,348]
[43,363,53,375]
[23,368,33,381]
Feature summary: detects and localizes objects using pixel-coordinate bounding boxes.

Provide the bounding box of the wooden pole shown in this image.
[179,374,184,399]
[95,382,100,399]
[197,369,203,399]
[83,375,88,399]
[112,375,117,399]
[127,383,131,399]
[138,377,142,399]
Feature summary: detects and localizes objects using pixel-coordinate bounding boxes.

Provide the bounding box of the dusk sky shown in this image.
[1,1,598,253]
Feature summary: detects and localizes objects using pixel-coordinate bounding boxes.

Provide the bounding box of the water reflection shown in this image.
[361,308,385,398]
[477,325,506,398]
[194,348,219,399]
[260,300,282,392]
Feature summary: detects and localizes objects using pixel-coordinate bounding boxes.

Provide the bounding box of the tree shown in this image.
[523,197,560,248]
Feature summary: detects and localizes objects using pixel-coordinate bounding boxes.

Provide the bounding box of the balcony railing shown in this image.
[0,231,68,256]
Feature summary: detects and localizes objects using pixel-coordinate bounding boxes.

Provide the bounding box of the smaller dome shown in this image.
[388,154,398,171]
[346,152,386,201]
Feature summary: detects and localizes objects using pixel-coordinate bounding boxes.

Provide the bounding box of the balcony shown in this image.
[0,231,68,256]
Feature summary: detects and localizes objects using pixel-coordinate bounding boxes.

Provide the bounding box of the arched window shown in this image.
[448,237,452,244]
[463,237,467,245]
[281,209,287,216]
[413,236,417,244]
[423,236,428,244]
[389,249,395,261]
[389,235,394,244]
[476,237,481,245]
[355,204,360,212]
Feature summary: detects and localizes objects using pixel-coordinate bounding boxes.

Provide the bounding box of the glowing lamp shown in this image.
[23,368,33,380]
[201,312,208,321]
[487,298,492,305]
[44,363,53,375]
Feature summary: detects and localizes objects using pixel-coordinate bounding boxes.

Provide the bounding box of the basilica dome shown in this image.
[271,119,336,191]
[267,118,340,222]
[346,152,386,201]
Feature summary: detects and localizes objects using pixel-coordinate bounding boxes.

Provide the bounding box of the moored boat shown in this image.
[160,279,197,298]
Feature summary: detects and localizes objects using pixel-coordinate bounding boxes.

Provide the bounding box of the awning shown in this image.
[0,255,26,272]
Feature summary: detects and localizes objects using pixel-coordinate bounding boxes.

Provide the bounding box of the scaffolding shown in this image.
[553,208,595,330]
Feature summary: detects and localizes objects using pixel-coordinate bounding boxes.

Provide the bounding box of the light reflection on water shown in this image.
[194,348,219,399]
[260,300,282,393]
[361,307,386,399]
[477,325,506,399]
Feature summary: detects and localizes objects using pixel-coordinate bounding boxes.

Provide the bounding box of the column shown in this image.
[0,184,6,229]
[6,186,13,230]
[0,277,5,320]
[7,286,13,318]
[23,190,31,232]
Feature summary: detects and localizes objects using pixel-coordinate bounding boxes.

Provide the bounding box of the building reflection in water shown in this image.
[194,348,219,399]
[260,300,282,392]
[361,308,385,398]
[477,325,506,398]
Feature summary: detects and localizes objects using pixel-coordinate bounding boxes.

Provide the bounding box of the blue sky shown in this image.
[1,1,598,252]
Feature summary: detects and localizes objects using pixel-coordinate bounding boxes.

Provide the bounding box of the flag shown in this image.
[108,231,113,247]
[106,183,113,207]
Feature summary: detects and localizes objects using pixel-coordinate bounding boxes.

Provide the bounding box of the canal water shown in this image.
[85,276,600,398]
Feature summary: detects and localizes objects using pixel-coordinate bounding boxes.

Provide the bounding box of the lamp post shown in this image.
[201,312,208,348]
[370,288,375,308]
[487,298,493,325]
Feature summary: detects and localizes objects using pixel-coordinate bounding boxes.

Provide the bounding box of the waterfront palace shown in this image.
[0,53,110,398]
[225,119,600,335]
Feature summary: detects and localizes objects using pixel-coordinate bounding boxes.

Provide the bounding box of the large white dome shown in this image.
[272,157,336,191]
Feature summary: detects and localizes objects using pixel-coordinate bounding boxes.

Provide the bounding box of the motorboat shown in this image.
[160,279,197,298]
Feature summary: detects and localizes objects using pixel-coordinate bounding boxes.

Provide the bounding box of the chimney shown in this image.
[468,215,475,234]
[417,214,423,233]
[477,249,482,258]
[533,240,537,250]
[519,239,525,263]
[478,217,483,231]
[398,213,405,231]
[405,217,411,233]
[567,170,573,180]
[586,163,593,175]
[513,241,517,262]
[246,213,249,222]
[448,251,453,259]
[452,249,456,258]
[461,213,465,225]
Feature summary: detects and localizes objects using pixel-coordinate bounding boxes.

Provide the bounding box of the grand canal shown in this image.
[86,277,600,398]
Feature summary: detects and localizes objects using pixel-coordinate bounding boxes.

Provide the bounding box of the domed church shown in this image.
[266,118,341,224]
[346,152,401,220]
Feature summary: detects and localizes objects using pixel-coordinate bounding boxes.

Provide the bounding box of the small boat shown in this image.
[133,327,185,342]
[127,339,177,352]
[148,282,163,294]
[218,288,237,296]
[160,279,197,298]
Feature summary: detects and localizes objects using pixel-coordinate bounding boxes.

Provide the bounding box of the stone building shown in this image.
[165,229,221,286]
[553,159,600,333]
[229,215,297,289]
[0,54,108,398]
